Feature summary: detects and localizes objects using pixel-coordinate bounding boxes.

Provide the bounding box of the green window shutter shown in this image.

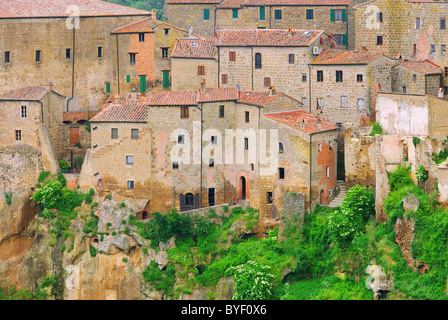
[342,9,346,22]
[139,75,147,93]
[126,75,130,83]
[204,9,210,20]
[260,6,265,20]
[106,83,111,93]
[330,9,335,22]
[342,34,347,46]
[162,71,170,89]
[233,9,238,19]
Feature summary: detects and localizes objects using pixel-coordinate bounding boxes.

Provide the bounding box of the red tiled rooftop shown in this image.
[238,91,296,107]
[0,86,49,101]
[198,87,240,102]
[264,110,337,134]
[166,0,221,3]
[0,0,151,19]
[216,29,324,47]
[90,99,148,122]
[112,18,191,34]
[172,38,217,59]
[310,48,383,65]
[148,91,198,106]
[219,0,352,8]
[398,59,442,75]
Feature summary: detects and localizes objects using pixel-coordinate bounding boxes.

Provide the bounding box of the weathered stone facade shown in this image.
[171,57,218,90]
[391,62,442,96]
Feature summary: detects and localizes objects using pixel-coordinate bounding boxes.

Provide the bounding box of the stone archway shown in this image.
[237,172,250,201]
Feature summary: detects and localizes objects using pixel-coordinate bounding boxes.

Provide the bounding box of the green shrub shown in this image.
[89,245,97,257]
[388,165,414,192]
[106,194,112,200]
[58,159,69,169]
[415,165,428,182]
[119,202,126,208]
[88,188,95,196]
[143,261,176,297]
[4,193,13,206]
[412,137,420,148]
[122,258,128,263]
[37,171,51,183]
[223,205,229,212]
[369,122,383,136]
[74,142,82,148]
[56,173,67,187]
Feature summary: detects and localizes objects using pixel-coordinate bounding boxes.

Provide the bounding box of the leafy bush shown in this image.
[106,194,112,200]
[4,193,13,206]
[369,122,383,136]
[37,171,51,183]
[58,159,69,169]
[412,137,420,148]
[388,165,414,192]
[89,245,97,257]
[0,286,47,300]
[415,165,428,182]
[74,142,82,148]
[143,261,176,297]
[57,173,67,187]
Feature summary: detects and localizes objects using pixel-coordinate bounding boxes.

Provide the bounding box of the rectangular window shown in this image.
[260,6,266,20]
[66,48,71,60]
[162,48,169,59]
[442,45,446,55]
[317,70,323,82]
[221,73,228,84]
[336,123,343,132]
[208,188,215,206]
[178,134,185,144]
[219,105,225,118]
[279,167,285,179]
[244,138,249,150]
[15,130,21,141]
[264,77,271,87]
[198,65,205,75]
[302,97,307,107]
[377,36,383,45]
[416,18,420,29]
[229,51,236,61]
[377,12,383,22]
[111,128,118,139]
[127,181,134,190]
[403,86,407,93]
[317,98,324,109]
[333,34,343,45]
[431,44,436,54]
[130,53,136,64]
[326,166,330,178]
[98,179,102,187]
[126,75,131,83]
[209,158,215,167]
[441,18,446,30]
[357,98,365,110]
[306,9,313,20]
[357,74,363,82]
[332,9,345,22]
[413,74,417,81]
[211,136,217,145]
[98,46,103,58]
[318,143,322,152]
[336,70,343,82]
[5,51,10,63]
[203,9,210,20]
[21,105,27,118]
[126,155,134,165]
[341,96,347,107]
[413,44,417,56]
[288,53,295,64]
[173,162,179,169]
[35,50,41,62]
[267,192,273,204]
[180,107,189,119]
[232,8,238,18]
[302,74,307,82]
[139,33,145,42]
[106,82,111,93]
[245,111,249,123]
[131,129,139,139]
[274,9,282,20]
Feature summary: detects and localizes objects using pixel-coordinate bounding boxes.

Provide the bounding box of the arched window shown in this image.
[185,193,195,211]
[255,53,262,69]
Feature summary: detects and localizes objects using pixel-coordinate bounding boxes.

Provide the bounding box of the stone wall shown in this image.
[164,3,218,37]
[171,57,218,91]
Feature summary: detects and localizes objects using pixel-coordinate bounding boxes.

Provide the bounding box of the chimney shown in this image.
[130,88,138,101]
[269,85,276,96]
[288,28,293,36]
[200,79,206,93]
[114,95,121,105]
[439,87,445,99]
[151,9,156,20]
[297,119,305,128]
[46,81,53,92]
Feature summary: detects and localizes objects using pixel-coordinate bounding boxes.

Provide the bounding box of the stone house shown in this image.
[216,28,330,101]
[171,37,218,90]
[111,15,197,95]
[309,48,395,129]
[165,0,358,49]
[354,0,448,92]
[0,0,152,111]
[391,59,442,96]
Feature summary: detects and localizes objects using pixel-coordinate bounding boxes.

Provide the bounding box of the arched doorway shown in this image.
[319,190,325,205]
[185,193,194,211]
[240,176,246,200]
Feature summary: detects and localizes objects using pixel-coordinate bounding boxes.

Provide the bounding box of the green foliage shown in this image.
[89,245,97,257]
[105,0,165,19]
[143,261,176,297]
[227,261,275,300]
[4,193,13,206]
[415,165,428,182]
[83,217,99,235]
[0,286,47,300]
[223,205,229,212]
[57,173,67,187]
[388,165,414,192]
[88,188,95,196]
[74,142,82,148]
[58,159,69,169]
[119,202,126,208]
[412,137,420,148]
[369,122,383,136]
[106,194,113,200]
[73,156,84,168]
[37,171,51,183]
[432,149,448,165]
[122,258,128,263]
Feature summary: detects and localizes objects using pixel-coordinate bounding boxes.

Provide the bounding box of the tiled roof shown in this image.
[112,18,190,34]
[198,87,240,102]
[0,86,49,101]
[148,91,198,106]
[310,48,383,65]
[264,110,337,134]
[90,98,148,123]
[0,0,151,19]
[219,0,352,8]
[238,91,283,107]
[166,0,221,3]
[398,59,442,75]
[172,38,217,59]
[216,29,323,47]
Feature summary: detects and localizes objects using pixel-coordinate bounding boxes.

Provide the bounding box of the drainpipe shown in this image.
[193,101,203,208]
[39,101,44,123]
[251,47,254,90]
[218,47,220,86]
[116,34,120,95]
[66,25,76,112]
[269,6,272,29]
[346,5,349,50]
[308,64,312,113]
[309,133,313,212]
[214,6,218,36]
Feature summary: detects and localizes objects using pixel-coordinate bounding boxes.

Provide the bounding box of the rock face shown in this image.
[366,262,394,300]
[394,195,418,268]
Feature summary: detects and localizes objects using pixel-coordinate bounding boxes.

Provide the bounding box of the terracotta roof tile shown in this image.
[172,37,217,59]
[264,110,337,134]
[0,86,49,101]
[398,59,442,75]
[198,87,240,102]
[112,18,191,34]
[166,0,221,3]
[0,0,151,19]
[90,98,148,122]
[147,91,198,106]
[219,0,352,8]
[238,91,284,107]
[216,29,323,47]
[310,48,383,65]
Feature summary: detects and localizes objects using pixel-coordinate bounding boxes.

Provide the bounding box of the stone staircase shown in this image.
[328,180,347,208]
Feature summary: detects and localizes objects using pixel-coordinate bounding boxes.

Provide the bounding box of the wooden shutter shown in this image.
[330,9,335,22]
[221,73,228,84]
[260,6,265,20]
[179,194,185,212]
[194,193,200,209]
[342,9,346,22]
[342,34,347,46]
[198,65,205,75]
